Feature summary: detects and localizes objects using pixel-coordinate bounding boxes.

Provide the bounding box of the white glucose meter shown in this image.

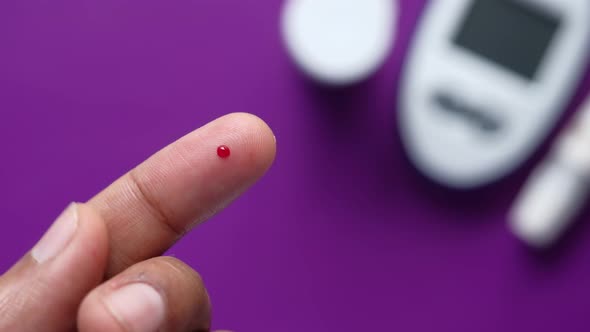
[282,0,396,85]
[399,0,590,188]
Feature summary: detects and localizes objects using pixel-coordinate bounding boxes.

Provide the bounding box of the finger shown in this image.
[0,203,109,332]
[78,256,211,332]
[88,113,276,277]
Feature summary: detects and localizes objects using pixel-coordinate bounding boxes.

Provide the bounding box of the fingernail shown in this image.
[32,203,78,263]
[104,283,165,332]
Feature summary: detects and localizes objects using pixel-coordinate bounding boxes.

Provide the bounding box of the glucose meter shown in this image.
[399,0,590,188]
[282,0,397,85]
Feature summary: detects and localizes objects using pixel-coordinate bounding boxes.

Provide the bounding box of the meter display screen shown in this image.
[454,0,560,79]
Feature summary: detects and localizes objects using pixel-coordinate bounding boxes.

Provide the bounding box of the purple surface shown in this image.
[2,1,590,331]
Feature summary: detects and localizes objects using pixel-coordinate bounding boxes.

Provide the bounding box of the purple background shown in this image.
[2,1,590,331]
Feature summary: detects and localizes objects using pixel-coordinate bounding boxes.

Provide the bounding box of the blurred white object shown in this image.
[399,0,590,189]
[511,102,590,248]
[281,0,397,85]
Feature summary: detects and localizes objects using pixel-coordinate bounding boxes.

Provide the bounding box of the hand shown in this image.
[0,113,276,332]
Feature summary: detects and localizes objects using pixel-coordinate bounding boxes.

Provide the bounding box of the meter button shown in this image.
[433,91,502,133]
[475,112,502,133]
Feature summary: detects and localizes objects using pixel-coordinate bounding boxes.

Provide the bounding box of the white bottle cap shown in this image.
[281,0,397,86]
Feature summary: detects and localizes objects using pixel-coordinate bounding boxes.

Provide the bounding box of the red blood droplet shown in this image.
[217,145,230,158]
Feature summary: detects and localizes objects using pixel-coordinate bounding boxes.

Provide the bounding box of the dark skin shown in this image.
[0,113,277,331]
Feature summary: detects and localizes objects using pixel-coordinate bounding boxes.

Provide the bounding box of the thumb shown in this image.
[0,203,109,332]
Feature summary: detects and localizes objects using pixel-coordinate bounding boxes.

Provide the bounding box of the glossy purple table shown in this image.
[2,1,590,331]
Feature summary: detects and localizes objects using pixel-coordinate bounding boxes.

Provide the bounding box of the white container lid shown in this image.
[282,0,397,86]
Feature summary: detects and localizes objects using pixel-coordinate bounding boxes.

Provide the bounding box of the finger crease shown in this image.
[127,169,186,239]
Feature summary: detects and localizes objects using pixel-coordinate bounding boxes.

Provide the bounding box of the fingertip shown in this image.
[218,112,277,171]
[78,257,211,332]
[88,113,277,276]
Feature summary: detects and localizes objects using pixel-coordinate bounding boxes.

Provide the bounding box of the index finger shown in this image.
[88,113,276,277]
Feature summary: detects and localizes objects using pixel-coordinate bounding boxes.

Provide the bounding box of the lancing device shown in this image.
[510,97,590,248]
